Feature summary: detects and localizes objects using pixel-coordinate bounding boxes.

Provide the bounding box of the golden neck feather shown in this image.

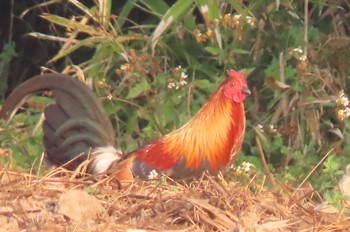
[163,89,245,170]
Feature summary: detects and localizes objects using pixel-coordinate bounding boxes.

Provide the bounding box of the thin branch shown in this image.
[256,136,277,191]
[304,0,309,57]
[293,148,334,196]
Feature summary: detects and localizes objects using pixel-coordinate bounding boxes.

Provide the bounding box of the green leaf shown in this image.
[30,96,53,105]
[127,111,138,134]
[195,0,220,20]
[193,79,212,91]
[160,98,177,125]
[126,79,151,99]
[98,0,112,29]
[152,0,194,51]
[51,37,107,62]
[227,0,246,12]
[0,42,16,99]
[323,154,340,175]
[0,42,16,60]
[137,108,153,121]
[141,0,169,16]
[117,0,136,28]
[243,156,263,171]
[68,0,96,19]
[280,146,289,155]
[42,14,101,35]
[204,46,223,56]
[231,48,250,54]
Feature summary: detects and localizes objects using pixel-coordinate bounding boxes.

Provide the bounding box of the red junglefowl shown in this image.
[0,70,250,181]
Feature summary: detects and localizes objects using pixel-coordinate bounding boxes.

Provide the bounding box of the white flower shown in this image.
[180,71,188,79]
[299,55,307,61]
[241,161,252,172]
[179,80,187,86]
[148,170,159,179]
[168,82,176,89]
[269,125,277,133]
[233,14,242,20]
[232,14,242,26]
[293,48,303,54]
[339,96,349,107]
[258,124,264,133]
[246,16,255,27]
[346,108,350,118]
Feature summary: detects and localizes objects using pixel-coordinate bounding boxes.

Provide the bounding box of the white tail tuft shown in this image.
[90,146,123,175]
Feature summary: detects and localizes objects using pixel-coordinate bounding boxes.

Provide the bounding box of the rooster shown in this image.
[0,70,250,180]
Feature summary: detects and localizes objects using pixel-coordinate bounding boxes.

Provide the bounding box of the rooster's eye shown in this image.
[229,83,235,87]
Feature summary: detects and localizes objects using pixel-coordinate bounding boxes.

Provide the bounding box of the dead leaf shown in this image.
[188,198,236,230]
[314,202,339,214]
[0,215,19,232]
[257,219,291,231]
[266,77,291,90]
[58,189,106,221]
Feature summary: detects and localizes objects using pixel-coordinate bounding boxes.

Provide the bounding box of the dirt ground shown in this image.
[0,168,349,232]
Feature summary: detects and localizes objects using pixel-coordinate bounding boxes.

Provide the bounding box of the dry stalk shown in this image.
[255,135,277,191]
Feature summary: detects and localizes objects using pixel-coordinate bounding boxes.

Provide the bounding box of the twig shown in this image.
[36,152,45,176]
[304,0,309,57]
[279,52,288,119]
[255,136,277,191]
[293,148,333,196]
[9,0,14,42]
[276,179,314,215]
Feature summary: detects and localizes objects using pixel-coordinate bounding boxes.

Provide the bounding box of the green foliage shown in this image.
[1,111,43,168]
[0,42,17,100]
[2,0,350,209]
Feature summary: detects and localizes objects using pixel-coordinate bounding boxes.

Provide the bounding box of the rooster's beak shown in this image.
[241,86,251,95]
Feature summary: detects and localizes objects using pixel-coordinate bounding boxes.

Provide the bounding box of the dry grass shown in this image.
[0,168,350,232]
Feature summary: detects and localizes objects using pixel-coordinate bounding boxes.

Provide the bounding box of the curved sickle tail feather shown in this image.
[0,74,123,175]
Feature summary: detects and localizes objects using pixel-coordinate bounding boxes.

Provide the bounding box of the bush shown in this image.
[1,0,350,207]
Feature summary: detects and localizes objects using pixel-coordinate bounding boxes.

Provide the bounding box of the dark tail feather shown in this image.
[0,74,120,170]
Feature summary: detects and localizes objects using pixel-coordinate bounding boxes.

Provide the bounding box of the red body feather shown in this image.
[129,70,250,179]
